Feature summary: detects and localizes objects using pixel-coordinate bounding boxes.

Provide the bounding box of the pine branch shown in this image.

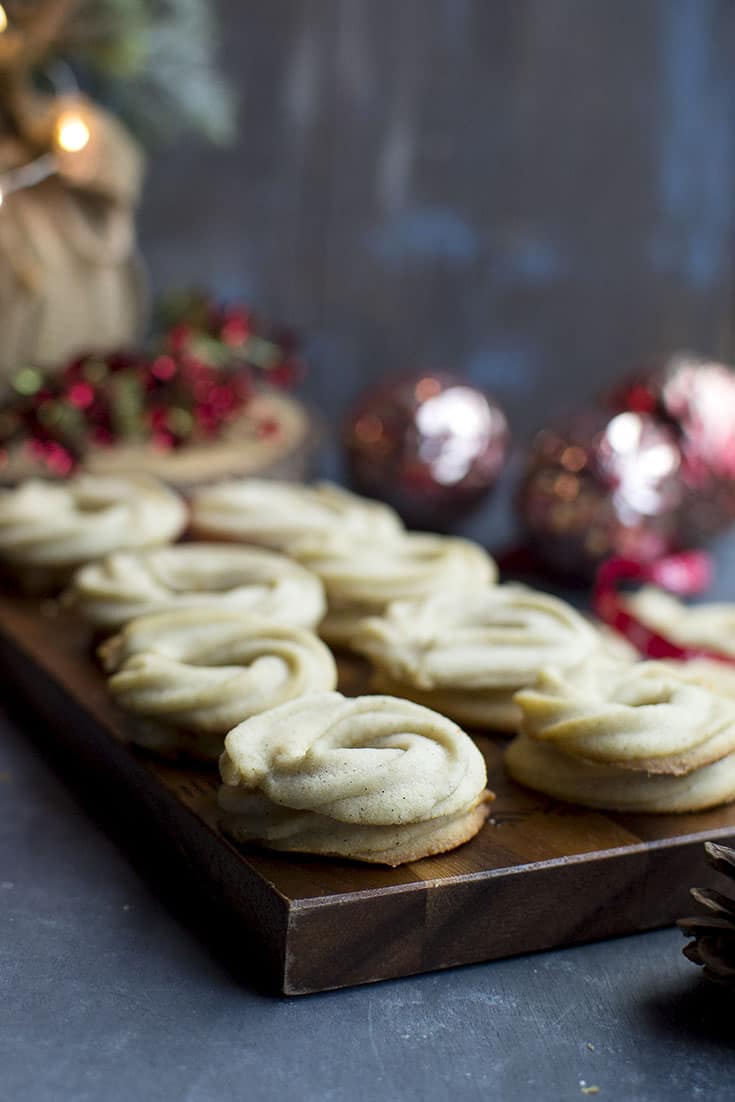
[0,0,236,148]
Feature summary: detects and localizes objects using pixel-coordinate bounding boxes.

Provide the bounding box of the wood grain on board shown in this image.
[2,593,734,994]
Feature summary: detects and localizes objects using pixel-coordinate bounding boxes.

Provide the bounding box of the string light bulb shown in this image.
[0,6,8,33]
[55,110,91,154]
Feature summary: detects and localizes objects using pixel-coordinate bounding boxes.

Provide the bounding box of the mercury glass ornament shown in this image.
[344,372,509,530]
[517,409,684,578]
[614,354,735,543]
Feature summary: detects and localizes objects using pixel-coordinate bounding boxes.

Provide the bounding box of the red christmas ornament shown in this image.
[344,372,509,529]
[613,354,735,542]
[589,551,735,662]
[517,409,684,578]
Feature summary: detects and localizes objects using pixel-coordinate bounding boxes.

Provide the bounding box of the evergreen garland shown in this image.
[15,0,236,146]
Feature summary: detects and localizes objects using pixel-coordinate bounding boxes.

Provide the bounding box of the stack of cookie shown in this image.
[190,477,497,646]
[8,468,735,861]
[188,478,404,551]
[0,471,493,865]
[293,532,496,646]
[506,661,735,813]
[67,543,326,631]
[99,608,340,762]
[0,474,187,593]
[352,585,634,731]
[217,692,492,866]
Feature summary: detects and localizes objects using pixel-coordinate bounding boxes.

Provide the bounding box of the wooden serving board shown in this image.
[2,594,734,995]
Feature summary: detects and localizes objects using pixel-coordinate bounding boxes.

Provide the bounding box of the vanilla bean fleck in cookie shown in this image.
[68,543,326,630]
[218,692,492,865]
[100,608,337,762]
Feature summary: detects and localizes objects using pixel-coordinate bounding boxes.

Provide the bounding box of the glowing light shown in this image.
[414,377,442,402]
[0,188,4,209]
[606,412,641,454]
[354,414,383,445]
[416,386,495,485]
[55,112,91,154]
[560,445,587,472]
[553,473,580,502]
[0,6,8,33]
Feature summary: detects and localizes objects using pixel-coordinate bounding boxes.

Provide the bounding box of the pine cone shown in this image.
[678,841,735,984]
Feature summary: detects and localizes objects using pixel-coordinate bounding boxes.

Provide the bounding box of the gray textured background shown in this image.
[140,0,735,446]
[2,701,734,1102]
[5,4,735,1098]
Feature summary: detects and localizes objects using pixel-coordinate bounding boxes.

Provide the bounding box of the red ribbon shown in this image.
[592,550,735,665]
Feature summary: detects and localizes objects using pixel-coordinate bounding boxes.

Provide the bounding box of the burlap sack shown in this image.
[0,104,147,384]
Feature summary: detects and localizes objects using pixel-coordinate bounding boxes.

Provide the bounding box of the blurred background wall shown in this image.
[138,0,735,446]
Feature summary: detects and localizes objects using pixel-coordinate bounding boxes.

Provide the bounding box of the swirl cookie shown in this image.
[353,585,628,730]
[294,532,497,647]
[68,543,326,630]
[506,662,735,812]
[189,478,403,553]
[505,733,735,814]
[627,586,735,659]
[218,692,492,865]
[0,474,187,592]
[100,609,337,761]
[657,658,735,701]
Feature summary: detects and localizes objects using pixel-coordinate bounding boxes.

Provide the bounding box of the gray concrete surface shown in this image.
[2,696,733,1102]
